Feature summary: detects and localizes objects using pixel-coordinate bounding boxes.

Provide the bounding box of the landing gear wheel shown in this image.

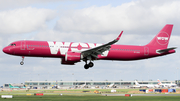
[20,56,24,65]
[88,62,94,67]
[84,64,89,69]
[20,61,24,65]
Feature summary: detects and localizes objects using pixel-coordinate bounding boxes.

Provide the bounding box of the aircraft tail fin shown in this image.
[135,81,139,85]
[9,84,12,87]
[146,24,173,49]
[157,79,162,85]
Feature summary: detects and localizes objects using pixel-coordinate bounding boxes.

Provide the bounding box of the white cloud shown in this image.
[55,0,180,34]
[169,35,180,46]
[0,7,55,34]
[0,37,3,49]
[0,0,72,10]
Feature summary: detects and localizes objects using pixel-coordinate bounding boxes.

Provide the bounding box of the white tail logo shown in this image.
[156,32,169,45]
[157,37,168,40]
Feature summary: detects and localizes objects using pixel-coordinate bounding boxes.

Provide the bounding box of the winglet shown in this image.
[116,31,123,41]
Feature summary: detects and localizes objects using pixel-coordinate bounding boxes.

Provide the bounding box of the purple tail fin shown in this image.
[146,24,173,48]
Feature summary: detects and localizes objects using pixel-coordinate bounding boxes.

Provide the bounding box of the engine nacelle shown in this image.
[65,51,81,62]
[61,58,75,65]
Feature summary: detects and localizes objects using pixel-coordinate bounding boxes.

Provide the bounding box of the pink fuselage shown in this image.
[3,40,175,61]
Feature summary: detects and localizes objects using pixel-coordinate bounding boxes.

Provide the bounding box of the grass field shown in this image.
[1,89,180,101]
[1,95,180,101]
[0,89,141,95]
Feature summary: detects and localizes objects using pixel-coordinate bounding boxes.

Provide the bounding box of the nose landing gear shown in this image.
[20,56,24,65]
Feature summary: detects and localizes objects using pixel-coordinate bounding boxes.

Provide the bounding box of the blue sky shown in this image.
[0,0,180,86]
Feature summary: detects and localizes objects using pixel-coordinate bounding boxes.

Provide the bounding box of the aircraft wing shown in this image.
[81,31,123,60]
[157,47,177,54]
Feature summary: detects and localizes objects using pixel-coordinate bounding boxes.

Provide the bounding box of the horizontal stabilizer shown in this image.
[157,47,177,54]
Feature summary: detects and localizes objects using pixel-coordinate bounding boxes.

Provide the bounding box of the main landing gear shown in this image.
[84,61,94,69]
[20,56,24,65]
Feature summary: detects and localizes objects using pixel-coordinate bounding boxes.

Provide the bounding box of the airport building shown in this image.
[23,80,176,89]
[175,80,180,87]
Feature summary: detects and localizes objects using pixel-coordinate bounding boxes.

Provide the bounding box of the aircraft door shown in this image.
[21,41,26,50]
[144,46,149,56]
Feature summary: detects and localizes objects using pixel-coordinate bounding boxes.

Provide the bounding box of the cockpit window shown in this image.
[8,43,16,46]
[8,44,13,46]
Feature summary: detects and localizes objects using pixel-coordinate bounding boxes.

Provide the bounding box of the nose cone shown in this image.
[3,47,11,54]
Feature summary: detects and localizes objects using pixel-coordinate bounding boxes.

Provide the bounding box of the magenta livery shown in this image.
[3,24,176,69]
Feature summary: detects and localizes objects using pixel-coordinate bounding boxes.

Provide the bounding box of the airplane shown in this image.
[9,84,19,88]
[80,81,88,88]
[157,79,177,87]
[2,24,176,69]
[107,83,116,88]
[9,84,26,89]
[133,80,159,88]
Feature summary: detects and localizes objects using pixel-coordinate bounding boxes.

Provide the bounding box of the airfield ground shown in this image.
[0,89,180,101]
[1,95,180,101]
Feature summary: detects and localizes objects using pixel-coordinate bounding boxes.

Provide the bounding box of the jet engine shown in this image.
[61,58,75,65]
[65,51,81,62]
